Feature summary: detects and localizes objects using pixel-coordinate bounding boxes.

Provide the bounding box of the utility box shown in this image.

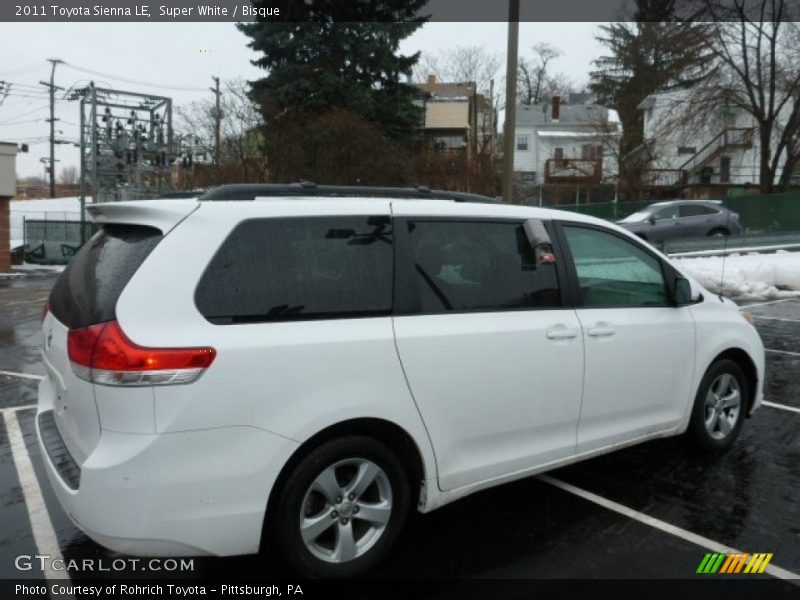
[0,142,18,272]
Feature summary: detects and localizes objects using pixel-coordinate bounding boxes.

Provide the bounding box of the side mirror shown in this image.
[647,216,656,225]
[673,276,700,306]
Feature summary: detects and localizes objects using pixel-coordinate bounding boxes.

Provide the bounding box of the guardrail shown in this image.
[663,231,800,257]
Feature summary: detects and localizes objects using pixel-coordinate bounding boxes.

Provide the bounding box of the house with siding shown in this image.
[414,75,495,158]
[634,90,787,191]
[513,94,622,187]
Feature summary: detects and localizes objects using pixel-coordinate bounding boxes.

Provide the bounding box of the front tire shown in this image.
[687,359,747,452]
[271,436,410,578]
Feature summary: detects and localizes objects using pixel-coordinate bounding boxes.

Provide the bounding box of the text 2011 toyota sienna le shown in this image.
[37,187,764,577]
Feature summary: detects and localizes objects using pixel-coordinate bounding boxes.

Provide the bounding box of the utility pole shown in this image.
[489,78,496,158]
[502,0,520,204]
[40,58,63,198]
[210,76,221,166]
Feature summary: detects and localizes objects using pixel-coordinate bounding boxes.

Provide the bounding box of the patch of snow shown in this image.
[14,263,66,273]
[675,251,800,300]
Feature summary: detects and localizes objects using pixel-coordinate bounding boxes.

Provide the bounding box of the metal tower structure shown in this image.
[74,84,177,215]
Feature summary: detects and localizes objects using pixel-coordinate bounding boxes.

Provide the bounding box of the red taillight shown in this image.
[67,320,216,386]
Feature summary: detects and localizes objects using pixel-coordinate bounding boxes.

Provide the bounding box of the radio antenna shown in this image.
[718,201,732,300]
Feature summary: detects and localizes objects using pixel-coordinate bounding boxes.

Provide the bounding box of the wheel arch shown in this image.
[260,417,428,551]
[708,347,758,415]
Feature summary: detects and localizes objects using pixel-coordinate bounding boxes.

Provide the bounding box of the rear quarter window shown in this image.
[195,216,393,324]
[49,224,163,329]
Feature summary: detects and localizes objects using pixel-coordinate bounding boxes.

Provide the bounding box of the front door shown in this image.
[556,223,696,453]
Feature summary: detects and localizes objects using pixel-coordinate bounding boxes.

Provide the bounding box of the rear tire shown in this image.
[708,227,730,237]
[687,359,747,453]
[271,436,410,578]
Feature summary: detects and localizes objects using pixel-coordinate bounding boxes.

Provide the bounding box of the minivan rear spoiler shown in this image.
[86,200,201,234]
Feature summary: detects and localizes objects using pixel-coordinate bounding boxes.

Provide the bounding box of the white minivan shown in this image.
[37,185,764,577]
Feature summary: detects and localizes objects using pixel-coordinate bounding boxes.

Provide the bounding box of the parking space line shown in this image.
[754,315,800,323]
[0,404,36,414]
[539,474,800,583]
[741,299,796,309]
[763,401,800,415]
[3,410,70,584]
[0,370,44,381]
[766,348,800,358]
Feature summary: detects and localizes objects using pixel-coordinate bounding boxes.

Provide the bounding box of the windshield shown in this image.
[619,210,654,223]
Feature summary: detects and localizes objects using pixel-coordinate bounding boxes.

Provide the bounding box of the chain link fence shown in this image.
[551,192,800,234]
[22,219,97,265]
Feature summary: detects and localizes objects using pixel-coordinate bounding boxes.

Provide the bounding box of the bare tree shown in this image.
[176,78,267,183]
[414,45,501,95]
[697,0,800,192]
[58,165,78,185]
[517,42,577,105]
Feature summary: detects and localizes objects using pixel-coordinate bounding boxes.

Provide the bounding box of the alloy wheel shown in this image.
[703,373,742,440]
[299,458,393,563]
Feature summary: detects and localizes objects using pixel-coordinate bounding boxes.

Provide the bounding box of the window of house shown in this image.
[516,135,529,151]
[581,144,605,160]
[562,225,668,308]
[677,146,697,155]
[720,156,731,183]
[407,220,561,314]
[196,216,394,324]
[553,147,564,160]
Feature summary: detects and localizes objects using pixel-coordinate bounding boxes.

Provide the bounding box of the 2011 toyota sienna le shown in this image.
[37,186,764,577]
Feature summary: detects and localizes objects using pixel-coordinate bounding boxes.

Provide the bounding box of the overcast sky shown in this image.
[0,22,604,178]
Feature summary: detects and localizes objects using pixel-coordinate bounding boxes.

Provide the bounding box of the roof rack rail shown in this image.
[197,182,500,204]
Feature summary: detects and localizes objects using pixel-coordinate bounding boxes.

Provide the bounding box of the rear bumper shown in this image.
[36,386,299,556]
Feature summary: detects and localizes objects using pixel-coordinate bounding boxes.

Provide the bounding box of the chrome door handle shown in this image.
[587,326,615,337]
[546,328,578,340]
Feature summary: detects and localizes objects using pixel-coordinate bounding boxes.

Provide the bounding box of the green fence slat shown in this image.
[22,219,99,265]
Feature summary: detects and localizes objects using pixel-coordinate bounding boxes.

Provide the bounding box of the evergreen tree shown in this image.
[238,1,427,142]
[589,1,715,159]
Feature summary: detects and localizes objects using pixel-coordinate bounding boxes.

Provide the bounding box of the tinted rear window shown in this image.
[679,204,718,217]
[49,224,163,329]
[195,216,393,324]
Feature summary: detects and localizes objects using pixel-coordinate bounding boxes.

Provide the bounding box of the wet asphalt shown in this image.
[0,274,798,584]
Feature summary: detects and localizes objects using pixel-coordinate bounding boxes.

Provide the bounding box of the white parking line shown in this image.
[539,474,800,582]
[754,315,800,323]
[740,298,795,309]
[766,348,800,358]
[0,404,36,414]
[2,410,70,585]
[0,370,44,381]
[763,401,800,415]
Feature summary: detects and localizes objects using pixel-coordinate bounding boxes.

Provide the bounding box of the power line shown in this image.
[63,63,208,92]
[0,104,48,122]
[3,92,53,100]
[0,118,45,126]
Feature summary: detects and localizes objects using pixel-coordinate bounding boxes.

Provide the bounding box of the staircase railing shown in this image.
[678,127,754,177]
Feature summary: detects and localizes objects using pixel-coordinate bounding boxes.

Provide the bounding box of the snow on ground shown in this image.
[674,251,800,300]
[10,197,89,248]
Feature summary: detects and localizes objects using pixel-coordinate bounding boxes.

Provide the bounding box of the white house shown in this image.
[636,90,790,188]
[513,94,622,186]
